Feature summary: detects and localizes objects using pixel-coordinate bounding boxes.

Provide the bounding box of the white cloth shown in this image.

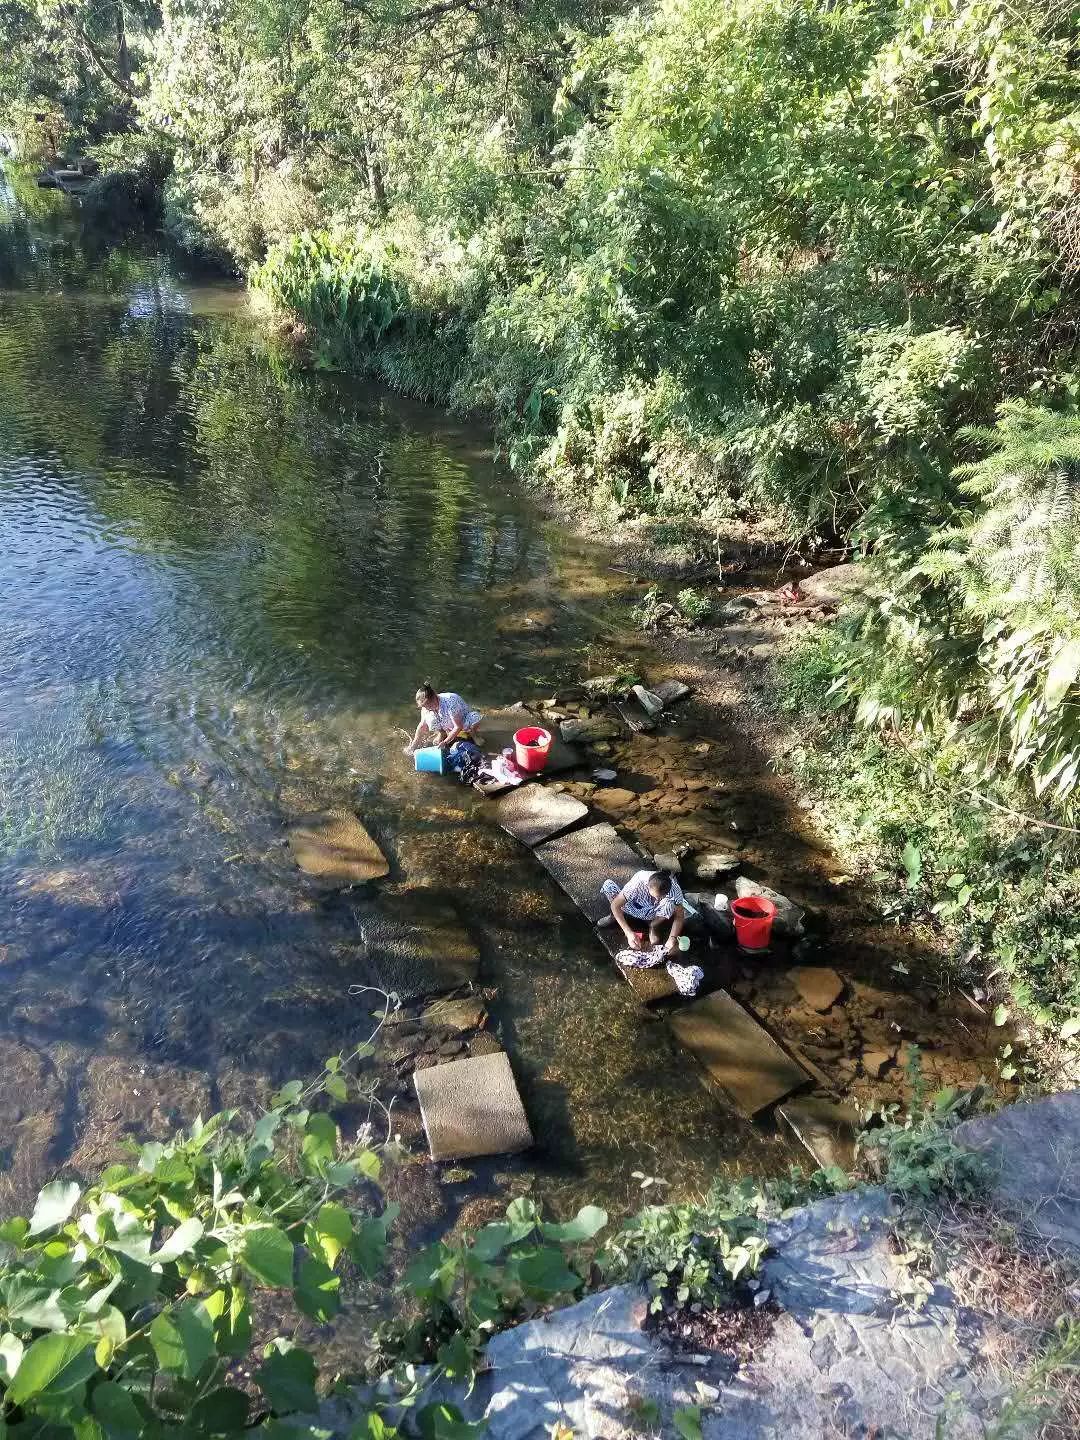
[422,692,482,736]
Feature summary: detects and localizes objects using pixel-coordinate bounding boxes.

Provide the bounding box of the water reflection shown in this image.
[0,162,788,1232]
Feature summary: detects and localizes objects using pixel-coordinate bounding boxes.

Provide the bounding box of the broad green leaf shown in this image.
[205,1285,252,1358]
[324,1076,348,1103]
[540,1205,608,1243]
[470,1223,513,1262]
[241,1224,295,1289]
[1061,1016,1080,1040]
[314,1203,352,1267]
[0,1333,23,1380]
[2,1274,67,1331]
[191,1385,251,1433]
[1045,639,1080,709]
[435,1333,475,1384]
[252,1110,284,1149]
[273,1081,304,1107]
[504,1197,538,1230]
[0,1218,29,1248]
[91,1379,144,1435]
[295,1256,341,1323]
[28,1180,81,1236]
[301,1112,338,1171]
[254,1342,318,1415]
[152,1217,204,1264]
[79,1304,127,1346]
[993,1003,1010,1026]
[673,1405,704,1440]
[516,1247,580,1297]
[351,1208,395,1278]
[9,1332,95,1404]
[149,1301,215,1378]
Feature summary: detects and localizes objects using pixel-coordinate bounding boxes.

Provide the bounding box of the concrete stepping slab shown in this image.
[482,709,582,774]
[777,1096,860,1171]
[352,888,480,1000]
[669,990,809,1115]
[533,822,644,924]
[287,809,389,885]
[414,1051,533,1162]
[594,923,681,1003]
[497,787,589,847]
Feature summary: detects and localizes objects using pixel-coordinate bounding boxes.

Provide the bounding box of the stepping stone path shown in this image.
[533,822,644,925]
[777,1095,859,1170]
[482,708,582,773]
[414,1051,533,1162]
[352,888,480,999]
[496,787,589,847]
[287,809,389,885]
[669,990,809,1115]
[790,965,844,1011]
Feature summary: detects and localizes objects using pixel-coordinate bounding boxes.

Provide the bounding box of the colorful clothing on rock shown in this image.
[614,945,703,997]
[601,870,685,922]
[422,692,483,738]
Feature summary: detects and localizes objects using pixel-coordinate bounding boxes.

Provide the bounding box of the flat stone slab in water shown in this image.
[533,822,644,924]
[594,924,681,1003]
[669,990,809,1115]
[287,809,389,885]
[482,709,582,774]
[777,1096,860,1171]
[414,1051,533,1162]
[497,787,589,847]
[353,889,480,999]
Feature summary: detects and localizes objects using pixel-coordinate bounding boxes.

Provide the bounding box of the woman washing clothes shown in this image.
[599,869,686,955]
[403,684,484,755]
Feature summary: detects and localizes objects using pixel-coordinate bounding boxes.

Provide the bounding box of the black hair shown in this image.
[648,869,674,897]
[416,682,437,704]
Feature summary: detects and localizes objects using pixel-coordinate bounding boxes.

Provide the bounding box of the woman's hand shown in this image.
[625,930,646,950]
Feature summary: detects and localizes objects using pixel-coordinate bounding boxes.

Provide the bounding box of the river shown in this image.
[0,164,798,1256]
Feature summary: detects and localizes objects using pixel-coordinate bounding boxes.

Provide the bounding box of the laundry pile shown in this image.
[444,740,525,790]
[615,944,704,997]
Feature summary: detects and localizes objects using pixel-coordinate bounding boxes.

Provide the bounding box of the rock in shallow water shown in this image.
[790,965,844,1012]
[286,809,389,885]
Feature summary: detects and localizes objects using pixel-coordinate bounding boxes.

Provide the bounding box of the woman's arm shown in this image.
[439,718,465,747]
[610,892,644,948]
[663,904,686,954]
[403,718,429,754]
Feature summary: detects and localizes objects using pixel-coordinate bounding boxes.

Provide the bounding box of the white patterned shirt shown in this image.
[620,870,685,921]
[422,692,482,737]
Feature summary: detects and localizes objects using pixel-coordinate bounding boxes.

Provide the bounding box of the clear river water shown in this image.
[0,165,795,1247]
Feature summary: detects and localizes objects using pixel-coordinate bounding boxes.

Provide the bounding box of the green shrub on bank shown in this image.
[776,626,1080,1032]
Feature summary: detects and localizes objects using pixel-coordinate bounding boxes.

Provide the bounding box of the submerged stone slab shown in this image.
[287,809,389,885]
[669,990,808,1115]
[497,787,589,848]
[533,823,644,924]
[652,679,691,706]
[777,1096,860,1171]
[414,1051,533,1162]
[353,889,480,1000]
[482,709,582,774]
[790,965,844,1012]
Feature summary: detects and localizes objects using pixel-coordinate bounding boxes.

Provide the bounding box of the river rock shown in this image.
[692,851,742,881]
[799,562,870,606]
[581,675,625,697]
[592,768,617,782]
[592,787,638,814]
[421,997,487,1033]
[559,716,621,743]
[287,809,389,885]
[735,877,805,937]
[651,679,691,705]
[862,1048,896,1078]
[790,966,844,1012]
[652,851,681,874]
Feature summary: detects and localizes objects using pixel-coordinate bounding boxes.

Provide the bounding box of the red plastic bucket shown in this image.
[514,726,552,773]
[731,896,777,952]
